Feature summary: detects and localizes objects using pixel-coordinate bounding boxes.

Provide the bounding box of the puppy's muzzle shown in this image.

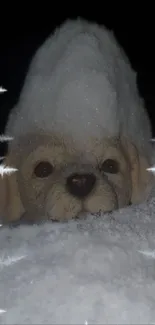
[66,173,96,198]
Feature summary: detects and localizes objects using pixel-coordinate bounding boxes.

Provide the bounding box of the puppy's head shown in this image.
[0,133,153,224]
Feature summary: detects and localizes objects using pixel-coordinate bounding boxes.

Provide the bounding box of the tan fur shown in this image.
[122,139,153,204]
[0,133,153,223]
[0,171,24,222]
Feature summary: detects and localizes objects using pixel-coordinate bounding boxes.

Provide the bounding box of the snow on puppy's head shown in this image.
[6,19,151,154]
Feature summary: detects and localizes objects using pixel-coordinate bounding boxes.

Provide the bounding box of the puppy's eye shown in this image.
[101,159,119,174]
[34,161,53,178]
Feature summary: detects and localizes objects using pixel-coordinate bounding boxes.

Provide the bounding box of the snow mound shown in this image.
[1,188,155,324]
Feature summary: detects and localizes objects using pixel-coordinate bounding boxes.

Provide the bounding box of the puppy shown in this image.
[0,19,154,223]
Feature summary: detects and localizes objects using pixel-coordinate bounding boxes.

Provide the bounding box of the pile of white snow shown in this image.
[1,186,155,324]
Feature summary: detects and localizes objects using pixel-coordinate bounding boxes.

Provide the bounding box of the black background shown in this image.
[0,6,155,156]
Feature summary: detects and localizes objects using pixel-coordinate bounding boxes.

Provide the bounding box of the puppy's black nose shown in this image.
[66,173,96,198]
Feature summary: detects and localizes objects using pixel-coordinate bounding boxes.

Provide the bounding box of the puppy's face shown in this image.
[1,133,153,223]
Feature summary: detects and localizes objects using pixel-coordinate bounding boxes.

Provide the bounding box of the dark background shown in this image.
[0,7,155,155]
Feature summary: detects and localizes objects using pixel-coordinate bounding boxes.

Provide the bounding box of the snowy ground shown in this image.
[1,187,155,324]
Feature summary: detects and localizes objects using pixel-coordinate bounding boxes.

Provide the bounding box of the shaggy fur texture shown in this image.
[0,19,154,223]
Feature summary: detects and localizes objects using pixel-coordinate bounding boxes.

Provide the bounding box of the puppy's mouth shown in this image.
[5,188,131,227]
[4,203,120,228]
[47,203,115,222]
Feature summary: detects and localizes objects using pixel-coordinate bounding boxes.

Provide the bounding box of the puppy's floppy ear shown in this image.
[123,138,154,204]
[0,155,25,223]
[0,173,8,220]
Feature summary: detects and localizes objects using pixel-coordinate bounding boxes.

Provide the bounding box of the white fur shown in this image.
[5,19,152,158]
